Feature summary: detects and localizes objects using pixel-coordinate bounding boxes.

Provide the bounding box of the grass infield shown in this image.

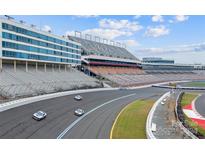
[181,93,198,107]
[185,81,205,87]
[110,99,154,139]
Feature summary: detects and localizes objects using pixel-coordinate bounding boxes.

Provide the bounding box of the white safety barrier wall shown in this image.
[146,91,171,139]
[0,87,117,112]
[0,83,155,112]
[0,80,188,113]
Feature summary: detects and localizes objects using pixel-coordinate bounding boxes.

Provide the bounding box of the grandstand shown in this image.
[68,32,205,87]
[0,17,101,100]
[69,35,138,60]
[87,66,144,75]
[103,73,205,86]
[1,17,205,101]
[0,62,100,99]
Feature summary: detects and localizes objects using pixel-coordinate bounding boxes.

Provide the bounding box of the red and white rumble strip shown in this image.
[183,94,205,129]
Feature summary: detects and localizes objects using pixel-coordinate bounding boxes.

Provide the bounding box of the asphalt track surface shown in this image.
[0,87,169,139]
[195,94,205,118]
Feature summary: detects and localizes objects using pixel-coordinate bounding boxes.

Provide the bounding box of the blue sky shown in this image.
[4,15,205,64]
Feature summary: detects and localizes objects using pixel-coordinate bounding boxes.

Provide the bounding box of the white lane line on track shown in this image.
[56,93,136,139]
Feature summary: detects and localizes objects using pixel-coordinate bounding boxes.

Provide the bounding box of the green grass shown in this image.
[181,92,205,136]
[185,82,205,87]
[181,93,198,107]
[111,99,154,139]
[184,115,205,136]
[168,82,177,88]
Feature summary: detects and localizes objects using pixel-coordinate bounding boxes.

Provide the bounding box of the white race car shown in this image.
[74,108,85,116]
[33,111,47,121]
[74,95,83,101]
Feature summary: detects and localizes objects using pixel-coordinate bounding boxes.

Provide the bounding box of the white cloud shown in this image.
[83,28,133,39]
[145,25,170,38]
[99,18,143,32]
[67,18,143,40]
[152,15,164,23]
[133,15,141,19]
[42,25,52,32]
[73,15,99,18]
[175,15,189,22]
[136,48,205,64]
[66,28,132,40]
[121,39,140,47]
[137,47,165,54]
[137,42,205,54]
[168,19,174,23]
[168,16,189,24]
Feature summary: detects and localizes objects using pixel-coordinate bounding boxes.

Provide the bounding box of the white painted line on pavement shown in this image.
[56,93,136,139]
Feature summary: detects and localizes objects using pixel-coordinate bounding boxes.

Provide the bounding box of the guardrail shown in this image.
[175,92,198,139]
[152,85,205,91]
[127,80,188,90]
[0,87,119,112]
[0,82,161,112]
[0,80,189,113]
[146,91,171,139]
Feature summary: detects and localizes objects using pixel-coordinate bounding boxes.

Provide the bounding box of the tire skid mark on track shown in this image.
[58,93,163,139]
[0,88,168,138]
[78,96,140,138]
[0,91,122,138]
[56,93,136,139]
[0,105,76,138]
[95,96,147,139]
[95,106,119,139]
[79,107,109,138]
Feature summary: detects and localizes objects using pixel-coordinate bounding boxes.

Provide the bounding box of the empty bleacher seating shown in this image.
[0,64,101,98]
[87,66,145,75]
[86,65,205,86]
[70,36,138,61]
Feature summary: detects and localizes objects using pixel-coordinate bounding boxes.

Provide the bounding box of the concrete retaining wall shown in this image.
[0,87,118,112]
[175,92,198,139]
[0,81,176,113]
[146,91,171,139]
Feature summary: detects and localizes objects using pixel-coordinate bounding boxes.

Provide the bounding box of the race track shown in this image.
[0,87,169,139]
[195,94,205,118]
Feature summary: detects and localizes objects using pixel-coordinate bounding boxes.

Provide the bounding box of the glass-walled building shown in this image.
[142,57,174,64]
[0,17,81,71]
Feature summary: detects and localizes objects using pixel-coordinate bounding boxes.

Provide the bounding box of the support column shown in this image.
[14,60,16,72]
[25,61,28,72]
[0,58,2,72]
[36,62,38,72]
[59,64,61,72]
[44,63,47,72]
[52,64,54,72]
[69,65,71,70]
[65,64,67,72]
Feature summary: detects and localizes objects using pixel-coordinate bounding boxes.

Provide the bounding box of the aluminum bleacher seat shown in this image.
[0,64,100,98]
[70,36,138,61]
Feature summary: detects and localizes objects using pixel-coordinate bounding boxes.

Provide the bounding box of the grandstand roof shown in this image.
[69,36,138,61]
[82,55,140,64]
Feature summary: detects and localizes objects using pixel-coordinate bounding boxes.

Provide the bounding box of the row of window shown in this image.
[143,61,174,64]
[2,41,81,59]
[88,59,137,65]
[2,23,80,49]
[2,50,81,64]
[88,50,126,59]
[142,65,193,70]
[2,32,81,54]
